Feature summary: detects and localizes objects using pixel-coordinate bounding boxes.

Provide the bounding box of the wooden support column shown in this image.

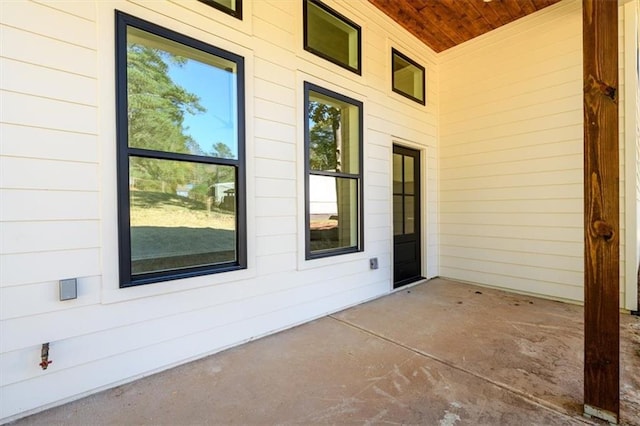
[583,0,619,423]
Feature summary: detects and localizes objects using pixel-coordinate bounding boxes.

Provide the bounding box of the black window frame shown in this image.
[304,82,364,260]
[303,0,362,75]
[199,0,243,20]
[391,48,426,105]
[115,11,246,288]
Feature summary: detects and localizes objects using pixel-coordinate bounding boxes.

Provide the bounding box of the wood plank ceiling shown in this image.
[369,0,563,53]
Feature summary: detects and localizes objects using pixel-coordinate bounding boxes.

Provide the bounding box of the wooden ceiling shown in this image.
[369,0,563,53]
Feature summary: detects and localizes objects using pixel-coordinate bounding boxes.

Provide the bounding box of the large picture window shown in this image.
[303,0,361,75]
[304,82,363,259]
[392,48,425,105]
[116,11,246,287]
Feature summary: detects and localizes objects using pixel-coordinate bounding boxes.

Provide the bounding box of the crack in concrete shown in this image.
[329,315,594,425]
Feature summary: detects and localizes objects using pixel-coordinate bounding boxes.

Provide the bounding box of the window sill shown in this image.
[297,249,368,272]
[101,265,256,304]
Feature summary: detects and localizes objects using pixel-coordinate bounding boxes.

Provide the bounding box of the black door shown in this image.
[393,145,422,288]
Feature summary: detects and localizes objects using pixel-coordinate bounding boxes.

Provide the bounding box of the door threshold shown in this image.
[392,277,428,293]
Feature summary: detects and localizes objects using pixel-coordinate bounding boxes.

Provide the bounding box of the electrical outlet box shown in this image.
[59,278,77,301]
[369,257,378,270]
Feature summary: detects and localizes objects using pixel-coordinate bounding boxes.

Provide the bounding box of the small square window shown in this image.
[304,0,361,75]
[199,0,242,19]
[392,48,425,105]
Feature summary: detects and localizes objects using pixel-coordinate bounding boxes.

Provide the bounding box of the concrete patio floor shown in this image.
[12,278,640,425]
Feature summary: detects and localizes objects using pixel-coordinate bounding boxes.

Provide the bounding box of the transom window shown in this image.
[392,48,425,105]
[304,82,363,259]
[199,0,242,19]
[116,11,246,287]
[303,0,361,75]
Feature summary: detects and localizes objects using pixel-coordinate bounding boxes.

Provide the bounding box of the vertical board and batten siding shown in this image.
[0,0,439,421]
[439,0,637,309]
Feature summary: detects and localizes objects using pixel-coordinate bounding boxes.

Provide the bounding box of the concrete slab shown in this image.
[335,278,640,425]
[11,279,640,425]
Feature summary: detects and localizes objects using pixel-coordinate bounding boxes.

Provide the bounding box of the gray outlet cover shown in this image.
[59,278,77,301]
[369,258,379,270]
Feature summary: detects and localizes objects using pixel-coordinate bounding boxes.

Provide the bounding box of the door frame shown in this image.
[391,142,426,290]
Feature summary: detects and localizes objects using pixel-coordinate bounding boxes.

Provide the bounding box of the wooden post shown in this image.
[582,0,619,423]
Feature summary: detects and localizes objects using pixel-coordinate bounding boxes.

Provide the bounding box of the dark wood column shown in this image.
[582,0,619,423]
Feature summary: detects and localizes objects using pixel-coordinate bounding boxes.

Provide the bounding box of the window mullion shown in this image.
[310,170,360,180]
[128,147,238,166]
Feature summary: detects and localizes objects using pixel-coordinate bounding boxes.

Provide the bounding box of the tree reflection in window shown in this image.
[305,83,363,258]
[117,12,245,287]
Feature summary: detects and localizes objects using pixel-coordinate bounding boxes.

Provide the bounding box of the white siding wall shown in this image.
[623,0,639,311]
[439,0,634,307]
[0,0,439,421]
[633,0,639,310]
